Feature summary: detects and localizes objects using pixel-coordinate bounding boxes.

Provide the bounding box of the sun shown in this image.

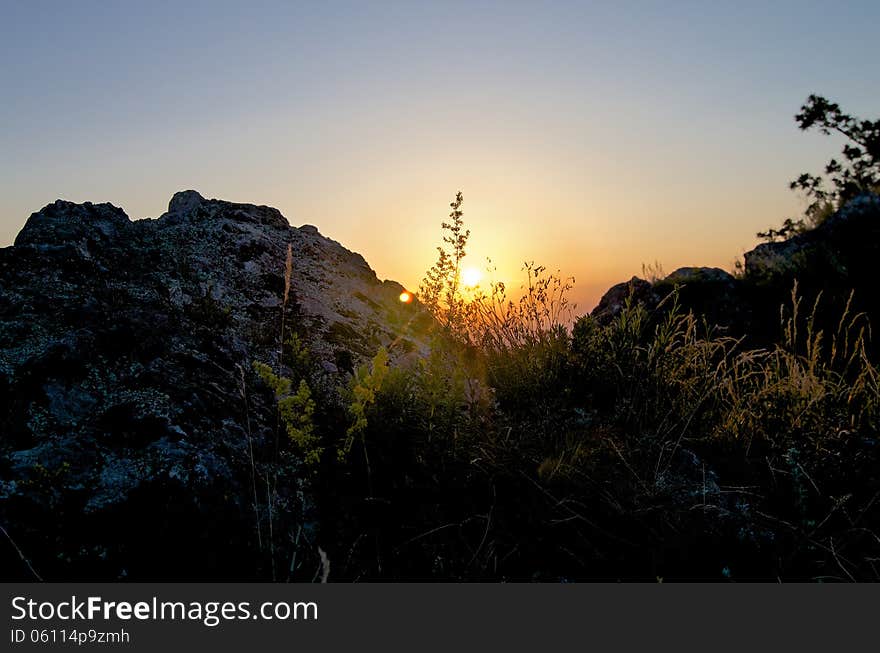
[461,267,482,288]
[399,291,413,303]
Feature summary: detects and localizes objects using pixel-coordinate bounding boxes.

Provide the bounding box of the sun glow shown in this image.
[399,291,413,303]
[461,267,482,288]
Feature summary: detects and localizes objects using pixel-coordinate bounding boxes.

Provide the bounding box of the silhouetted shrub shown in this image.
[760,94,880,241]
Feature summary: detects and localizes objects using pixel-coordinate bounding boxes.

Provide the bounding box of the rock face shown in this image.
[0,191,421,580]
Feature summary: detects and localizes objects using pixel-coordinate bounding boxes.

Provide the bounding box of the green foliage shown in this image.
[253,361,320,467]
[284,332,312,380]
[413,338,483,439]
[282,380,318,463]
[341,346,391,460]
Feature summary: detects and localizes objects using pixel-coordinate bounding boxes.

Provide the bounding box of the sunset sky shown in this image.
[2,1,878,310]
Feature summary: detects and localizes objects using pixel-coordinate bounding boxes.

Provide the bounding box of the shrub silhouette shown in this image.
[760,94,880,241]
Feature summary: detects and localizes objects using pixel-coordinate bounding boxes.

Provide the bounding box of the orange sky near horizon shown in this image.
[337,180,800,313]
[0,167,826,314]
[2,3,877,314]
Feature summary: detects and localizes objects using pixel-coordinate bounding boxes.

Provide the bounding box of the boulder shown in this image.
[663,266,735,287]
[590,276,658,324]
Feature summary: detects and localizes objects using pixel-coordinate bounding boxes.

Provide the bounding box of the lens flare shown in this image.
[461,267,482,288]
[399,291,413,303]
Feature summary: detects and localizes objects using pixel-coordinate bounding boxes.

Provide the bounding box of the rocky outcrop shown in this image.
[744,193,880,283]
[589,277,658,324]
[591,194,880,338]
[0,191,424,580]
[653,266,744,330]
[590,267,739,328]
[662,266,735,287]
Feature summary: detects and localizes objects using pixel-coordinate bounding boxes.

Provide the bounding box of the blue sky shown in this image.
[2,0,878,307]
